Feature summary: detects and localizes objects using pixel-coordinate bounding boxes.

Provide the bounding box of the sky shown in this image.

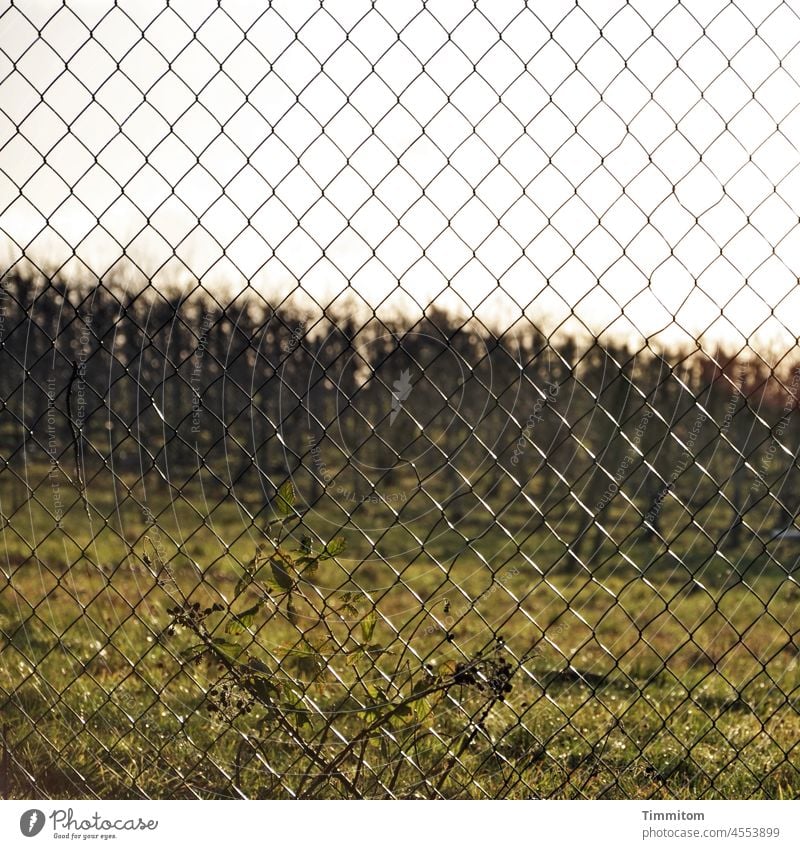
[1,0,800,354]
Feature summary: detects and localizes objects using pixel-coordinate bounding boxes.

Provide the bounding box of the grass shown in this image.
[2,472,800,799]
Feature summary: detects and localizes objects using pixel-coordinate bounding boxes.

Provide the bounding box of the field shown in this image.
[2,465,800,800]
[3,0,800,810]
[1,274,799,798]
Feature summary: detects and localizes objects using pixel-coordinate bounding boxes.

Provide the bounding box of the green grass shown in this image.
[2,474,800,799]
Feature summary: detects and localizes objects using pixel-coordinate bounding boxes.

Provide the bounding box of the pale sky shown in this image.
[1,0,800,353]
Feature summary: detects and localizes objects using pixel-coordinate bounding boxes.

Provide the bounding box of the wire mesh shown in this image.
[2,0,800,799]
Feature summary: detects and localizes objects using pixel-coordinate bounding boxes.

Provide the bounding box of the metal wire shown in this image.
[1,0,800,799]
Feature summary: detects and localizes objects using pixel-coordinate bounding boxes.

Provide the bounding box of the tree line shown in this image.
[1,265,798,568]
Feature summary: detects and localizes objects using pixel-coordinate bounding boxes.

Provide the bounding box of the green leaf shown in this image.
[346,642,390,667]
[225,600,263,635]
[360,610,377,644]
[284,702,312,728]
[320,536,346,559]
[414,697,434,727]
[336,591,360,618]
[346,649,364,667]
[245,663,279,703]
[290,653,321,677]
[211,636,244,662]
[365,683,388,705]
[247,657,270,672]
[250,676,278,704]
[411,677,434,696]
[211,636,241,649]
[270,554,294,591]
[234,570,252,598]
[275,481,295,516]
[235,547,266,597]
[286,592,298,626]
[295,554,320,575]
[179,644,207,663]
[260,576,281,595]
[394,703,414,720]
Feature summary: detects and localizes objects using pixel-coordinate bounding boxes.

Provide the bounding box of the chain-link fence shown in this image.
[2,0,800,800]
